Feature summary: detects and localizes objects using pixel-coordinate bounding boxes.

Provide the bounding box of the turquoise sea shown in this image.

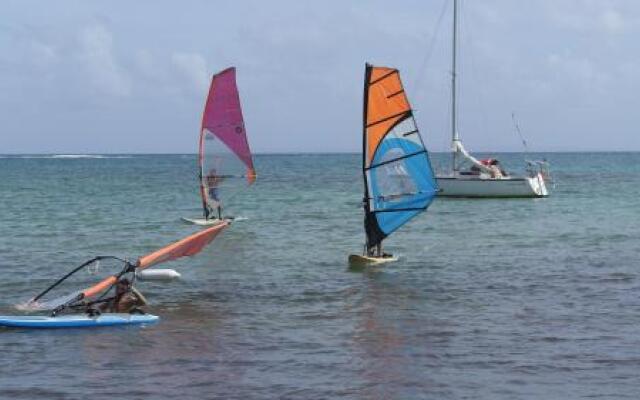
[1,152,640,399]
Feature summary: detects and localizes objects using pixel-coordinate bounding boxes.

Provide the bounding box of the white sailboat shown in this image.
[436,0,549,198]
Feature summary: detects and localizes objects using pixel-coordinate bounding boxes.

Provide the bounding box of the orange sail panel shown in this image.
[137,222,228,270]
[365,67,411,167]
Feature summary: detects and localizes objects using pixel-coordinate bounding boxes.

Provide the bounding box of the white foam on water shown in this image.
[6,154,132,159]
[51,154,106,159]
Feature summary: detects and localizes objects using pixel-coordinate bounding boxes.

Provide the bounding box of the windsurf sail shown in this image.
[199,67,256,220]
[361,64,438,251]
[26,222,229,312]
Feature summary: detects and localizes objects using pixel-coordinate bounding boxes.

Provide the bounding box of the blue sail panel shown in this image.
[366,119,437,237]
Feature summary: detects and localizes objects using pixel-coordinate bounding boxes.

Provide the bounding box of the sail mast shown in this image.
[362,64,372,250]
[198,100,208,219]
[451,0,459,173]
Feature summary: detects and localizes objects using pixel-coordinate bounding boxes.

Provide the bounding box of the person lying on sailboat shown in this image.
[486,159,508,178]
[468,158,508,178]
[98,278,147,314]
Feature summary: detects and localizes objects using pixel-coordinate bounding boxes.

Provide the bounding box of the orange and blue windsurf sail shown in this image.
[362,64,438,249]
[199,67,256,219]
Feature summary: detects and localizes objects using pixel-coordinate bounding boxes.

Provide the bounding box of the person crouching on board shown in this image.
[100,278,147,314]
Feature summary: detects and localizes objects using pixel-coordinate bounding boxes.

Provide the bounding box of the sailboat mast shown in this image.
[451,0,459,173]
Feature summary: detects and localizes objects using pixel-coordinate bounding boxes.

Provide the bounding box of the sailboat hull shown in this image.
[436,174,548,198]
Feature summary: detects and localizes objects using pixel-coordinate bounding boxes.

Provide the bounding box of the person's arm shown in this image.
[130,287,148,306]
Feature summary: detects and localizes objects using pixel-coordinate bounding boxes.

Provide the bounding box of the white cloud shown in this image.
[601,9,625,33]
[545,1,631,34]
[78,24,131,97]
[546,52,611,94]
[28,40,57,69]
[171,52,209,93]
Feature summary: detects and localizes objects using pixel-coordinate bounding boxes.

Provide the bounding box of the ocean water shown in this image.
[1,152,639,399]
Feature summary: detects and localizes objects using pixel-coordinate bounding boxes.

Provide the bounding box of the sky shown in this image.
[1,0,639,154]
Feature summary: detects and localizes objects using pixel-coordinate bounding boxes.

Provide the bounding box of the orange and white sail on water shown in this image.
[24,223,229,312]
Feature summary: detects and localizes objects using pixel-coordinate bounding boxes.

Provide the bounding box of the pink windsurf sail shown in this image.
[198,67,256,220]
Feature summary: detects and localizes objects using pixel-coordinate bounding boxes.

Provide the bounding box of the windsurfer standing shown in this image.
[205,168,223,219]
[99,278,147,314]
[367,242,392,259]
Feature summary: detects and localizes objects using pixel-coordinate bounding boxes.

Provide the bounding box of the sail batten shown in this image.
[361,64,438,249]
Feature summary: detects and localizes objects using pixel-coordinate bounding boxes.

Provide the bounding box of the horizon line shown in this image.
[1,150,640,156]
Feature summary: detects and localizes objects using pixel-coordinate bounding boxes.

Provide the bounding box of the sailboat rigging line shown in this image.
[366,110,412,128]
[365,149,428,170]
[32,256,131,303]
[512,112,529,153]
[413,0,449,92]
[460,0,490,143]
[369,69,398,86]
